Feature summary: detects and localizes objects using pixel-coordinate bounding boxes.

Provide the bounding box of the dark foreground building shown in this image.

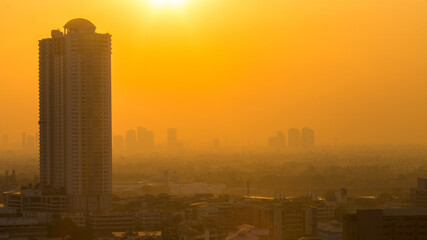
[343,209,427,240]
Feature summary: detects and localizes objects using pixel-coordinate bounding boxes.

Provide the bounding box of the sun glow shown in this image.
[148,0,187,8]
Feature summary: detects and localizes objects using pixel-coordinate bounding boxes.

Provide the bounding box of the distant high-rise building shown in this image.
[38,19,112,211]
[335,188,348,205]
[301,128,315,149]
[113,135,124,154]
[288,128,300,150]
[167,128,178,148]
[137,127,155,151]
[126,129,137,154]
[268,131,285,151]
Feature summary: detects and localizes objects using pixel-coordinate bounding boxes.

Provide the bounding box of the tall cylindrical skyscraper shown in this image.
[39,19,112,211]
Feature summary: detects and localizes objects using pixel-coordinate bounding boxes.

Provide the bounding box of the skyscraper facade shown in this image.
[268,131,285,151]
[38,19,112,211]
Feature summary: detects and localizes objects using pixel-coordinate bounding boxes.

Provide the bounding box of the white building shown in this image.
[4,190,67,216]
[38,18,112,212]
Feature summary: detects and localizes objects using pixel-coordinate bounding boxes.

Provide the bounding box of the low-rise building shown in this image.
[317,220,342,240]
[269,202,318,240]
[111,231,162,240]
[0,217,47,239]
[4,189,66,215]
[88,212,136,234]
[136,209,165,230]
[226,225,269,240]
[309,201,335,222]
[178,225,228,240]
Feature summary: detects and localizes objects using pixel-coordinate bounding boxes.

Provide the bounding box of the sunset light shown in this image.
[2,0,427,238]
[148,0,187,8]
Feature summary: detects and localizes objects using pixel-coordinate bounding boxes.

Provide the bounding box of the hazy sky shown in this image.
[1,0,427,145]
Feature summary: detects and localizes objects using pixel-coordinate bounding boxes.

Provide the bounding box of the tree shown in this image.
[48,218,92,240]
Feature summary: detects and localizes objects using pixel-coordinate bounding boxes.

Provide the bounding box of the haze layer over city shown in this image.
[2,0,427,146]
[1,0,427,240]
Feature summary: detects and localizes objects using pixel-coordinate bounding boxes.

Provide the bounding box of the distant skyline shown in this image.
[1,0,427,145]
[3,127,319,151]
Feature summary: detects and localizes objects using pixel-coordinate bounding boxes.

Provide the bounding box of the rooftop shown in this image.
[64,18,96,33]
[382,208,427,216]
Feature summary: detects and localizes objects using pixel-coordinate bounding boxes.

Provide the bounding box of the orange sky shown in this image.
[1,0,427,145]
